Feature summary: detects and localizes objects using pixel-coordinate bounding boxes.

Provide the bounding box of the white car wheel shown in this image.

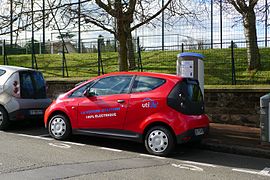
[49,114,71,140]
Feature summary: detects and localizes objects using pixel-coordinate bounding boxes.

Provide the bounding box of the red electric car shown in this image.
[44,72,209,156]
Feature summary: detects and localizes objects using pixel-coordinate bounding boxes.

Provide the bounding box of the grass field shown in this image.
[1,47,270,85]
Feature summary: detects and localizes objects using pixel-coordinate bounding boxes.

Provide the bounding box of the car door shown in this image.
[77,75,133,129]
[124,76,166,132]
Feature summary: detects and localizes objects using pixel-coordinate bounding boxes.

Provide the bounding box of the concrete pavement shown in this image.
[201,123,270,159]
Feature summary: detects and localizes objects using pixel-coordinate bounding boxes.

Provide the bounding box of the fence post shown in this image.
[137,37,143,72]
[97,37,104,75]
[61,42,69,77]
[231,41,236,85]
[62,43,65,77]
[181,43,184,53]
[211,0,213,49]
[3,40,8,65]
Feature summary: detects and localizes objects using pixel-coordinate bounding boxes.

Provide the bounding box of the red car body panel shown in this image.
[44,72,209,143]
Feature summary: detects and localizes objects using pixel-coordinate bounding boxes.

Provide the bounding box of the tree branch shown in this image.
[83,15,115,35]
[249,0,258,9]
[95,0,116,17]
[131,0,172,31]
[126,0,136,16]
[227,0,244,14]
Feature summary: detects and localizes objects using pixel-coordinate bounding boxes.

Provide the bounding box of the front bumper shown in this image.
[176,126,209,144]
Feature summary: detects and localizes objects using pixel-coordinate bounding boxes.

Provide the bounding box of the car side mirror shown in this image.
[83,90,95,97]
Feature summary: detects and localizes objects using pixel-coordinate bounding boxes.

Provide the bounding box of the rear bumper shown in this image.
[176,126,209,144]
[8,109,46,121]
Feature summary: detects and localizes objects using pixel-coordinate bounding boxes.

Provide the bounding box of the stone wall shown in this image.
[47,80,270,127]
[205,89,270,127]
[47,80,79,99]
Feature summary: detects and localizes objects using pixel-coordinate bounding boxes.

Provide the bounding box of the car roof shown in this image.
[101,71,182,81]
[0,65,34,73]
[0,66,38,85]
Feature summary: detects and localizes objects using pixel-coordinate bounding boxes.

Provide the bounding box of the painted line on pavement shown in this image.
[10,133,86,147]
[15,133,53,141]
[181,160,217,167]
[232,168,260,175]
[139,154,166,159]
[232,168,270,177]
[49,143,71,149]
[172,163,204,172]
[259,167,270,176]
[99,147,123,152]
[63,141,86,146]
[39,134,50,137]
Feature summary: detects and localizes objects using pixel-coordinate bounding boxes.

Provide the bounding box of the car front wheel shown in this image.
[0,106,10,130]
[48,114,71,140]
[144,126,175,156]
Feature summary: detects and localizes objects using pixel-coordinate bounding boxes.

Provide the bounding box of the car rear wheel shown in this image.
[48,114,71,140]
[144,126,175,156]
[0,106,10,130]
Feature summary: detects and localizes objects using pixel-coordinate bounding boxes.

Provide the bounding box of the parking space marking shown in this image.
[232,168,270,177]
[232,168,259,175]
[181,160,217,167]
[99,147,122,152]
[8,132,87,147]
[62,141,85,146]
[48,143,71,149]
[39,134,50,137]
[15,133,53,141]
[259,167,270,176]
[172,163,204,172]
[139,154,166,159]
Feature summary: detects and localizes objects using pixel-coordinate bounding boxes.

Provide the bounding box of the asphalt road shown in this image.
[0,121,269,180]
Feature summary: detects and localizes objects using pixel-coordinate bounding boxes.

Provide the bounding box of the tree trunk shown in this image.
[127,31,136,70]
[117,21,128,71]
[243,10,260,70]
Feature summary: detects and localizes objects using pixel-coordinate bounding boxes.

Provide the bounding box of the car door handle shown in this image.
[117,99,125,103]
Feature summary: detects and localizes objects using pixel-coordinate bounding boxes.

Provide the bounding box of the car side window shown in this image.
[89,75,133,96]
[131,76,165,93]
[70,81,95,98]
[0,69,6,76]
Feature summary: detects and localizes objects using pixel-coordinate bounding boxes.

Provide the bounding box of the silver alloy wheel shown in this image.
[148,130,169,153]
[50,117,66,137]
[0,111,3,125]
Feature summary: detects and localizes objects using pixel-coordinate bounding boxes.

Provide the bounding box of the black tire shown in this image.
[48,114,71,140]
[144,126,175,156]
[0,106,10,130]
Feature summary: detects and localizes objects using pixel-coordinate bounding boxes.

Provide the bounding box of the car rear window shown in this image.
[0,69,6,76]
[131,76,165,93]
[186,81,203,102]
[20,71,46,99]
[167,78,204,115]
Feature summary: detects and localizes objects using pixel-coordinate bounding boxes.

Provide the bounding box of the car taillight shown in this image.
[13,81,20,97]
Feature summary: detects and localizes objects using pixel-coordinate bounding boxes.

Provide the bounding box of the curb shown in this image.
[201,142,270,159]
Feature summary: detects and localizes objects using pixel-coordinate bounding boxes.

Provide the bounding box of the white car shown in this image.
[0,65,52,130]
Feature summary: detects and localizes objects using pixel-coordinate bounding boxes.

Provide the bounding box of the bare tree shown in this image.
[64,0,198,71]
[222,0,261,70]
[0,0,203,71]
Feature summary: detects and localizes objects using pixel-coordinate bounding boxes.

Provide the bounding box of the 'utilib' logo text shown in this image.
[142,98,158,108]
